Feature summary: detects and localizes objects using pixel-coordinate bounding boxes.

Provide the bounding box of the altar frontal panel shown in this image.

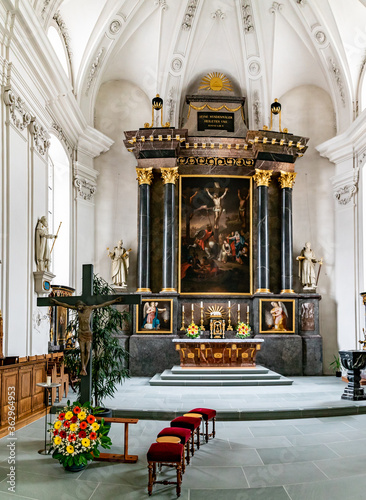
[179,175,252,295]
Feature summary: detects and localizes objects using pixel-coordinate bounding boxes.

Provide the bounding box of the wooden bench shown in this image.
[94,416,139,463]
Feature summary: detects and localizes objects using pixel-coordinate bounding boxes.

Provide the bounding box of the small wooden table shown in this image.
[94,416,139,463]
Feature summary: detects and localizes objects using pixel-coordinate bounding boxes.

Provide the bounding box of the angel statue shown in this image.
[265,301,288,331]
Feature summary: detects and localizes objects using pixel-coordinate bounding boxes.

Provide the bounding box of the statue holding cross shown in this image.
[37,264,141,403]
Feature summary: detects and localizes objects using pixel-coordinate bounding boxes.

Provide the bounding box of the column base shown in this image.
[160,288,177,293]
[255,288,271,294]
[136,288,152,293]
[281,289,295,294]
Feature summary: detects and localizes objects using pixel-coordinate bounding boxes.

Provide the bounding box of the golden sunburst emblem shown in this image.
[205,305,226,319]
[199,72,233,92]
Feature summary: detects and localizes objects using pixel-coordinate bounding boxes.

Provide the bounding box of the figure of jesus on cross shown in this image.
[38,264,141,403]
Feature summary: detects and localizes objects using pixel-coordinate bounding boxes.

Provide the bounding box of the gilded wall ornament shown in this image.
[199,72,233,92]
[136,167,153,185]
[161,167,179,185]
[278,171,297,189]
[253,169,273,187]
[3,89,31,131]
[177,157,254,167]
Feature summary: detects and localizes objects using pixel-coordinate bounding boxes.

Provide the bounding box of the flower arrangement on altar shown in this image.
[186,322,201,339]
[235,322,251,338]
[50,401,111,470]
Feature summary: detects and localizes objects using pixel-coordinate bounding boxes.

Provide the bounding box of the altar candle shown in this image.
[182,305,184,313]
[191,304,194,312]
[201,301,203,308]
[46,376,51,386]
[238,304,240,312]
[228,301,231,308]
[247,305,249,314]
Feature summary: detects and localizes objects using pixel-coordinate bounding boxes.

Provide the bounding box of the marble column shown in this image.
[161,167,179,292]
[136,168,153,293]
[253,169,273,293]
[278,172,297,293]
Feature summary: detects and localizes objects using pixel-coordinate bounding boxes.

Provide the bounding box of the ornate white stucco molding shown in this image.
[51,122,73,158]
[73,176,97,201]
[29,118,51,156]
[155,0,168,10]
[85,48,104,95]
[270,2,283,14]
[329,58,345,106]
[53,11,72,63]
[241,2,254,33]
[182,0,198,30]
[3,89,31,131]
[332,168,359,206]
[211,9,226,20]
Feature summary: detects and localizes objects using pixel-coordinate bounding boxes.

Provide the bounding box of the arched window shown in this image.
[48,135,71,285]
[47,25,70,80]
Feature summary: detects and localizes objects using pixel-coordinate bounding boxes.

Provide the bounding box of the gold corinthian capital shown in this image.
[161,167,179,185]
[278,171,297,189]
[136,167,153,185]
[253,169,273,187]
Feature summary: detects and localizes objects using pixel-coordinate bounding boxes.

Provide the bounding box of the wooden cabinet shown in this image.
[0,359,47,426]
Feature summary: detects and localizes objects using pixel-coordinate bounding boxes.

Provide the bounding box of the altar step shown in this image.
[149,365,293,386]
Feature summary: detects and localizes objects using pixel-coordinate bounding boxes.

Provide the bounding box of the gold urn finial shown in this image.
[144,94,170,128]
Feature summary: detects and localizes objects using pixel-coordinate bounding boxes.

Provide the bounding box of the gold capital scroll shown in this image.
[253,169,273,187]
[136,167,153,185]
[278,171,297,189]
[161,167,179,185]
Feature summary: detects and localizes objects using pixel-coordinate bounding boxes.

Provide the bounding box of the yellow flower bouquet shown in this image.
[49,401,111,470]
[186,322,201,339]
[236,322,251,338]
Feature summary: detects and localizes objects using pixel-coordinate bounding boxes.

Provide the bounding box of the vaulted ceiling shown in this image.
[33,0,366,133]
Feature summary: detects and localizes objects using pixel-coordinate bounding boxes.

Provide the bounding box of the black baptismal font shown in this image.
[339,350,366,401]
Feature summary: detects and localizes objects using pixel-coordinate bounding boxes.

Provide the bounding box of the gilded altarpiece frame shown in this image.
[179,175,252,295]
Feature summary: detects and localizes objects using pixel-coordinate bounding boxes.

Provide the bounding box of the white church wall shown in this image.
[94,80,151,288]
[281,84,337,374]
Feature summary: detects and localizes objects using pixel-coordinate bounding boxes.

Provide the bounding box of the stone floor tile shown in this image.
[243,462,327,488]
[190,486,291,500]
[257,444,338,464]
[314,453,366,479]
[183,466,248,489]
[285,474,366,500]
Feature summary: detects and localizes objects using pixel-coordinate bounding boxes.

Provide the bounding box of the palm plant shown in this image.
[64,275,130,406]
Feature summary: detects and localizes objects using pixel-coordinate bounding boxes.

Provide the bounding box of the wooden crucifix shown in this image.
[37,264,141,404]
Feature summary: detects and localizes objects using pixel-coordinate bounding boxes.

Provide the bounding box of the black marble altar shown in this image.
[137,183,151,291]
[339,350,366,401]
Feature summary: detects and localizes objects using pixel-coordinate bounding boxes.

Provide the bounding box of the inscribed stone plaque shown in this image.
[197,112,234,132]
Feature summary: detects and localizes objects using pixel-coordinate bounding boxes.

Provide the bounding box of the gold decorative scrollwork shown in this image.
[253,169,273,187]
[136,167,153,185]
[161,167,179,185]
[214,353,223,359]
[187,353,195,359]
[278,171,297,189]
[177,157,255,167]
[187,103,244,120]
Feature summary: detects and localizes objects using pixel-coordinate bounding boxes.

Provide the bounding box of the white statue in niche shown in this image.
[35,216,57,272]
[108,240,131,288]
[296,242,322,291]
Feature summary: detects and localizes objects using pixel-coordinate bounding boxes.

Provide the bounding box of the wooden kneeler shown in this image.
[147,442,184,498]
[93,417,139,463]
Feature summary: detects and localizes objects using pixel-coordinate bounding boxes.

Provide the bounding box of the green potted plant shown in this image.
[64,275,130,407]
[50,400,111,472]
[330,355,342,377]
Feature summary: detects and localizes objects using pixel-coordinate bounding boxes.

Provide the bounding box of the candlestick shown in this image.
[191,304,194,324]
[237,303,241,324]
[200,303,204,330]
[227,304,233,331]
[180,304,185,331]
[246,304,249,324]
